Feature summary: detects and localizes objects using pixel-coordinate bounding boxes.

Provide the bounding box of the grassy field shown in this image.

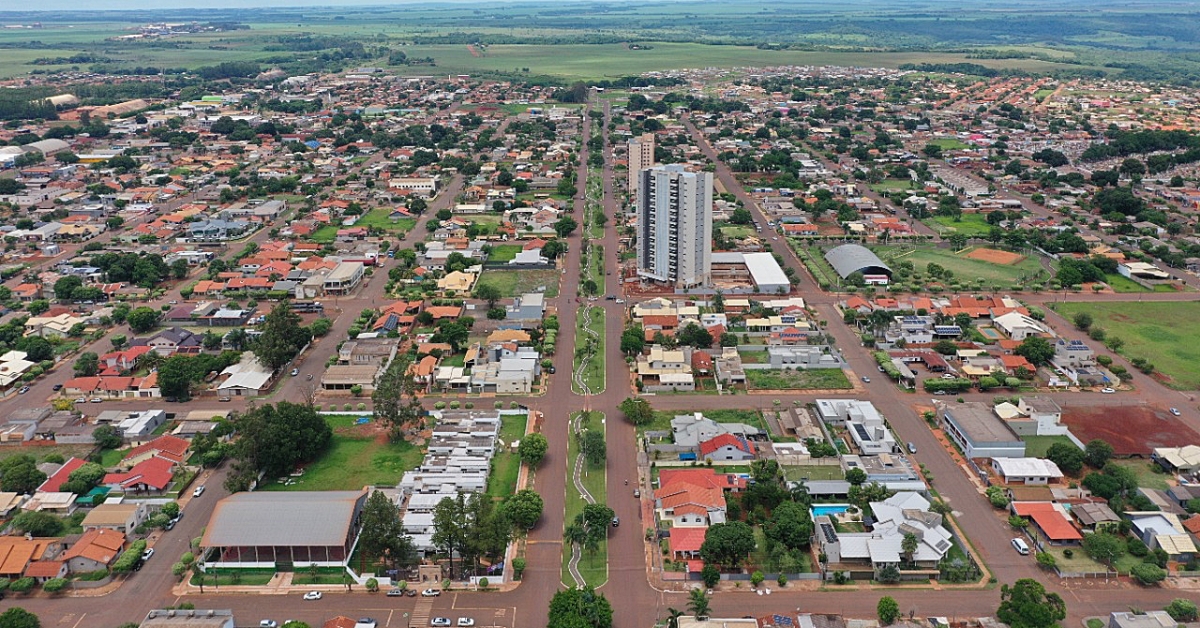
[0,444,92,464]
[1052,301,1200,390]
[1102,273,1150,293]
[1021,435,1076,458]
[1107,459,1171,491]
[745,368,851,391]
[927,138,971,150]
[478,269,560,298]
[563,411,607,588]
[488,244,523,263]
[869,179,916,193]
[356,208,416,233]
[925,214,995,237]
[783,464,845,482]
[262,416,423,491]
[874,245,1045,287]
[572,306,606,394]
[486,412,528,501]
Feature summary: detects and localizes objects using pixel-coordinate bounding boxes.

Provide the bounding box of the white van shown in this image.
[1011,538,1030,555]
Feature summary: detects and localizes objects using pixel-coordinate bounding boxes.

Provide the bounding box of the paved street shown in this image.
[5,98,1199,628]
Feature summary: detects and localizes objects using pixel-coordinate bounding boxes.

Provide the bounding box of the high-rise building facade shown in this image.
[627,133,655,197]
[636,164,713,288]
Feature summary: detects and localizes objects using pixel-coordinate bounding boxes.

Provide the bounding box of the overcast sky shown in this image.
[10,0,496,10]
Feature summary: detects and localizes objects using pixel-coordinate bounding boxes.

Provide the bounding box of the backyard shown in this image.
[1052,301,1200,389]
[745,368,852,391]
[477,269,560,298]
[562,411,608,588]
[261,415,423,491]
[1021,435,1076,458]
[487,244,524,263]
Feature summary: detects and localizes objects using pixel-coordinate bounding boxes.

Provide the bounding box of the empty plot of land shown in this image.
[1061,405,1199,456]
[874,245,1044,286]
[478,269,560,298]
[1052,301,1200,389]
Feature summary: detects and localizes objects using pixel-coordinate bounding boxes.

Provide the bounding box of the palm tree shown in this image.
[666,608,684,628]
[901,532,919,565]
[687,588,711,620]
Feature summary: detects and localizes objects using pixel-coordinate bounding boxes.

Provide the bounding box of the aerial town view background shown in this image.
[2,2,1200,628]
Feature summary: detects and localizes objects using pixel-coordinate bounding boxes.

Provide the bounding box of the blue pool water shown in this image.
[811,504,851,517]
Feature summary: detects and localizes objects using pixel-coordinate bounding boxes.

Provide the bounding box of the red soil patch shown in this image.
[965,247,1025,265]
[466,44,482,58]
[1061,405,1200,456]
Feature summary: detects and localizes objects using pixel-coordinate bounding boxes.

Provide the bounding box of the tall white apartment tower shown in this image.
[636,164,713,289]
[627,133,655,197]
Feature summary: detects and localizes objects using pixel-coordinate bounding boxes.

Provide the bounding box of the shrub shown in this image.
[9,577,35,593]
[512,558,526,580]
[1166,599,1198,622]
[43,577,68,593]
[1130,563,1166,585]
[434,401,447,410]
[366,577,379,592]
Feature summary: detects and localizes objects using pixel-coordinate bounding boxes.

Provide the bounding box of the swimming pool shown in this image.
[811,504,851,518]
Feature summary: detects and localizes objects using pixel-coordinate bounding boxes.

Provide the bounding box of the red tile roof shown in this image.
[122,434,190,464]
[668,527,707,555]
[38,457,87,493]
[699,433,753,457]
[103,456,175,491]
[1012,502,1082,541]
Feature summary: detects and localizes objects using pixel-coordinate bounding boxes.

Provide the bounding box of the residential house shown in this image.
[991,458,1064,485]
[636,345,695,392]
[817,492,954,573]
[81,502,150,533]
[670,412,764,449]
[62,528,125,574]
[102,457,176,495]
[699,434,755,462]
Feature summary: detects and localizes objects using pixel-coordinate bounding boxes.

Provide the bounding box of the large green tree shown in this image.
[224,402,331,492]
[997,579,1066,628]
[618,397,654,426]
[357,490,415,572]
[252,301,312,371]
[502,489,544,530]
[518,433,548,467]
[0,455,46,494]
[700,521,756,568]
[0,608,41,628]
[547,586,612,628]
[432,494,468,578]
[764,501,814,550]
[126,307,162,333]
[1014,336,1055,366]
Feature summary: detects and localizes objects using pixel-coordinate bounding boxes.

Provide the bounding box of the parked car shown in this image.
[933,390,947,395]
[406,589,417,597]
[303,591,322,601]
[907,442,917,454]
[861,376,870,383]
[611,516,620,527]
[421,589,441,597]
[387,588,405,597]
[17,386,28,394]
[75,397,87,404]
[633,489,640,498]
[193,485,206,498]
[260,622,278,628]
[306,374,313,381]
[52,384,62,391]
[615,298,625,304]
[1011,538,1030,555]
[1171,407,1182,416]
[431,618,451,627]
[941,373,955,379]
[290,368,300,376]
[90,397,103,403]
[1100,387,1116,394]
[458,619,476,627]
[142,548,155,561]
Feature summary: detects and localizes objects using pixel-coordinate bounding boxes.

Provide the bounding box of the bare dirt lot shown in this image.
[1061,405,1199,456]
[965,247,1025,265]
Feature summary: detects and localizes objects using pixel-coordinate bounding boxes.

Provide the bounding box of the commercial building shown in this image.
[823,244,892,281]
[627,132,655,196]
[940,402,1026,459]
[323,261,365,295]
[636,165,713,288]
[202,490,369,566]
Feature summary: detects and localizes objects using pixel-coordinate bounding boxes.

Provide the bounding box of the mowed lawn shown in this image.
[263,417,423,491]
[1053,301,1200,390]
[924,214,995,237]
[486,412,529,501]
[479,269,560,298]
[873,245,1044,286]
